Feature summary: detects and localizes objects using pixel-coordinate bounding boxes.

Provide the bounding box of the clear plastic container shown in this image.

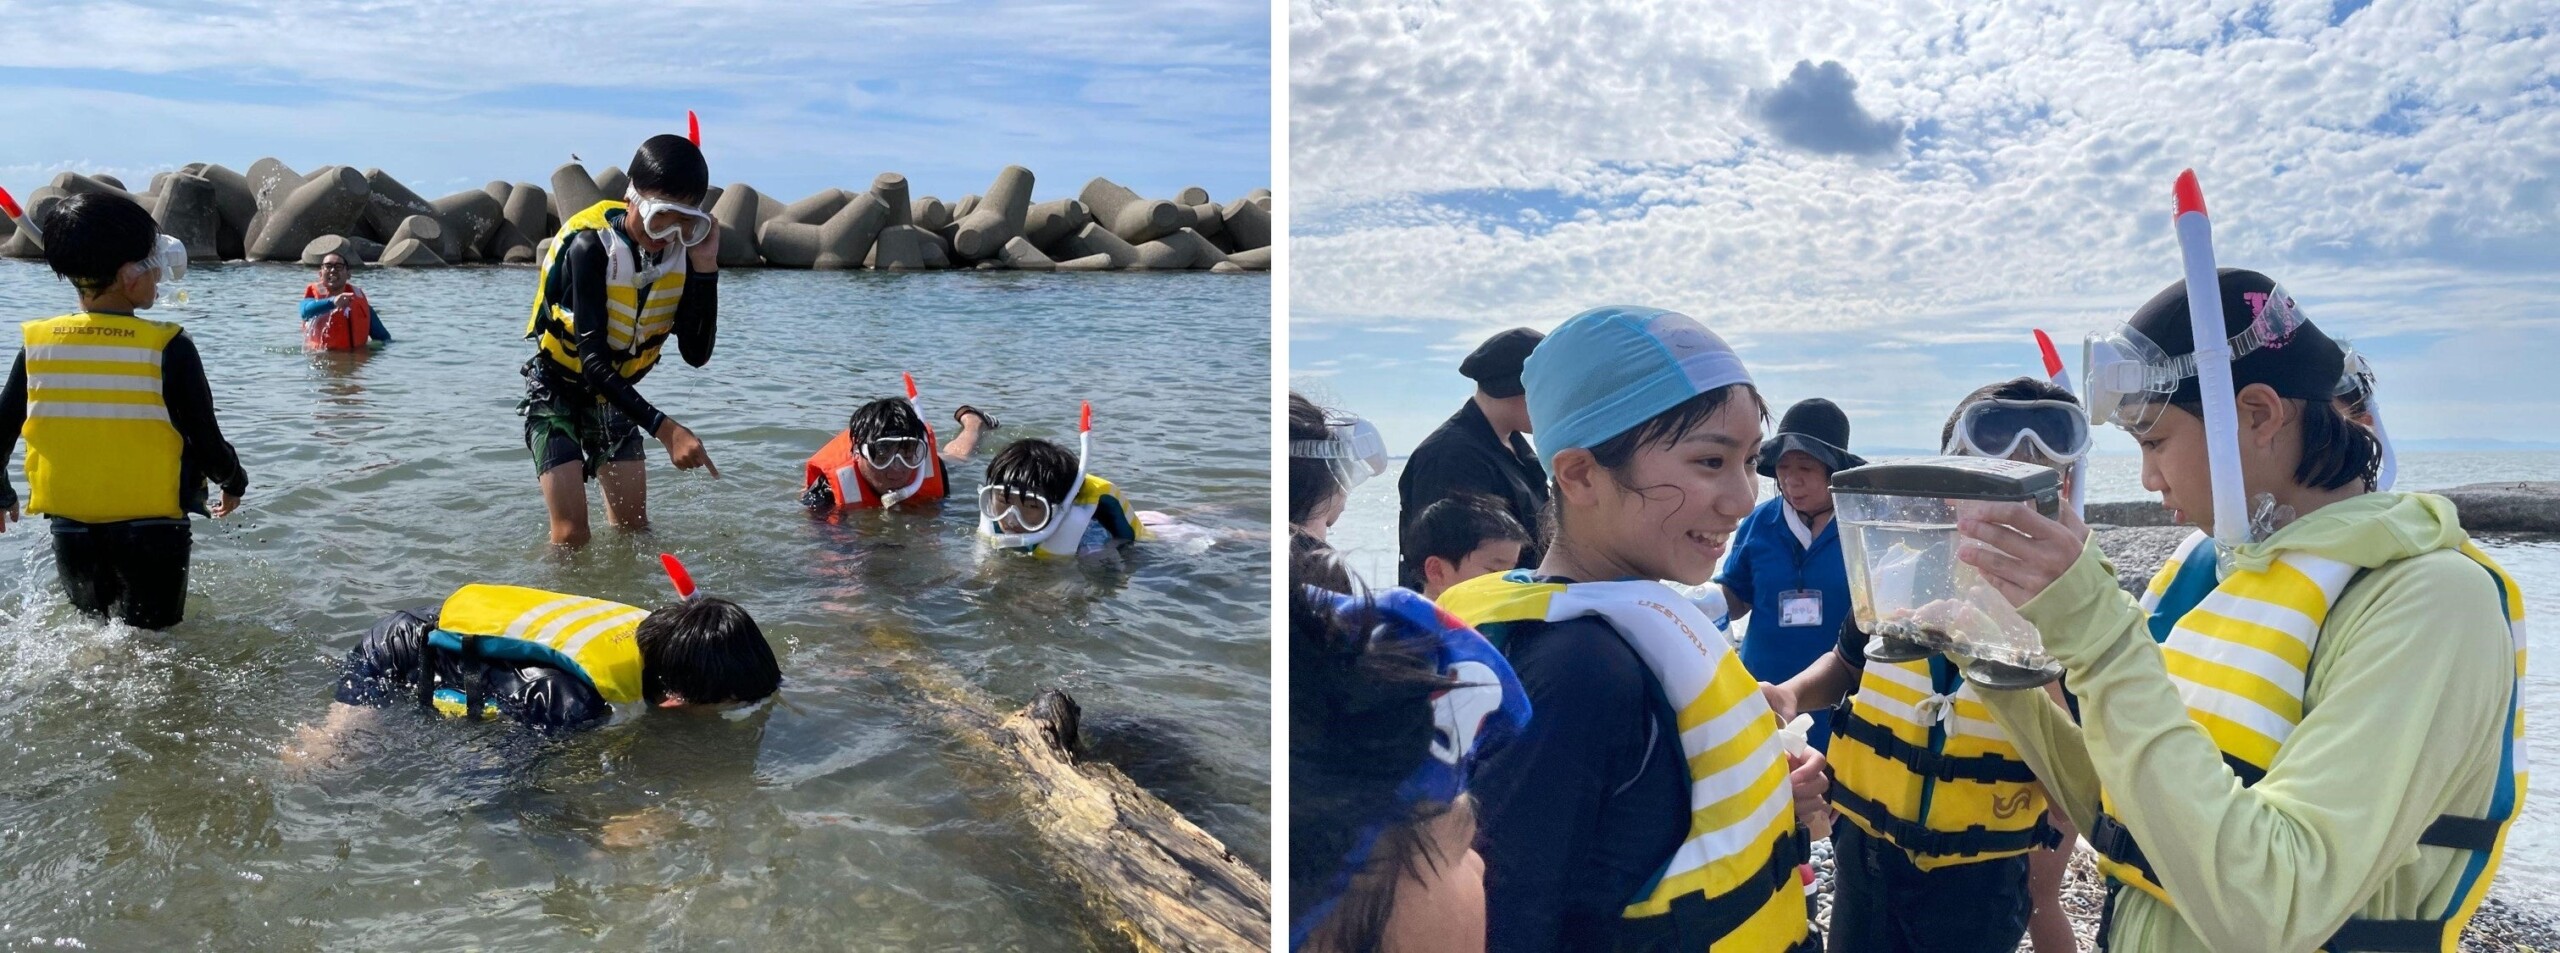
[1832,457,2065,689]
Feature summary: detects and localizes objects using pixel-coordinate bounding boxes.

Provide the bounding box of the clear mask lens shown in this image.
[978,485,1057,534]
[1947,399,2091,462]
[629,191,714,246]
[860,437,926,471]
[148,234,187,283]
[1290,415,1390,492]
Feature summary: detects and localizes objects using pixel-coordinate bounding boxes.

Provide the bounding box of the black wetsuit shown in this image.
[0,332,249,630]
[521,222,718,479]
[333,606,613,731]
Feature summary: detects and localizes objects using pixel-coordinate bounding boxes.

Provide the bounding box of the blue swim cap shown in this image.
[1522,305,1753,471]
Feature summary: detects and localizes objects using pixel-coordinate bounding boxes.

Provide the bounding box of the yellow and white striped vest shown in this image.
[426,584,650,716]
[1439,573,1814,952]
[2094,529,2528,952]
[18,313,184,523]
[525,201,688,387]
[1829,654,2054,870]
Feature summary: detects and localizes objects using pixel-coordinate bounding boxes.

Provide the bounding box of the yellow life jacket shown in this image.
[1018,475,1151,558]
[423,583,650,718]
[2093,530,2528,952]
[524,201,688,387]
[1828,653,2056,870]
[1438,573,1815,952]
[18,312,185,523]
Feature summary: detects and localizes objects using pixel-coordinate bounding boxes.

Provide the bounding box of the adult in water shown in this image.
[300,252,390,350]
[1436,306,1830,953]
[1955,268,2526,952]
[1716,397,1864,752]
[520,132,722,548]
[1398,327,1545,589]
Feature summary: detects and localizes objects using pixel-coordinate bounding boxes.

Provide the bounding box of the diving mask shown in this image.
[627,189,714,247]
[1290,414,1389,493]
[2083,282,2309,436]
[1943,399,2090,463]
[859,436,928,472]
[977,485,1058,536]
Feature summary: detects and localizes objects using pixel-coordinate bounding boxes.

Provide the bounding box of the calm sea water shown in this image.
[0,262,1270,950]
[1332,452,2560,911]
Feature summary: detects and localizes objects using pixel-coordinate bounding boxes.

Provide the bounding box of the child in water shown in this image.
[802,374,995,513]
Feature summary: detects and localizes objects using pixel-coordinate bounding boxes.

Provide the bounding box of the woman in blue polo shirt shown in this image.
[1716,397,1863,751]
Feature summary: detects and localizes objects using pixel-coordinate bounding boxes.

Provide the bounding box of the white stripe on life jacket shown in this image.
[24,343,165,365]
[503,597,589,640]
[27,402,170,422]
[558,608,648,658]
[2172,678,2299,745]
[529,601,631,648]
[28,373,163,393]
[2163,635,2305,695]
[1659,760,1795,880]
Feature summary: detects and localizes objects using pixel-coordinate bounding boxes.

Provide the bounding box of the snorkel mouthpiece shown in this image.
[660,552,700,600]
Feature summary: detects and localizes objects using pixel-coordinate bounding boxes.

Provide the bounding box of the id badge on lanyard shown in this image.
[1778,589,1824,628]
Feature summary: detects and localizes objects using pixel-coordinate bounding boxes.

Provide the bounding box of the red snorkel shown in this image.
[687,111,702,147]
[660,552,700,600]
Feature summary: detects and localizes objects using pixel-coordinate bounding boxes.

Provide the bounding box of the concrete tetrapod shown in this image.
[248,166,371,262]
[489,219,537,263]
[913,197,952,232]
[1053,223,1141,269]
[431,189,506,263]
[867,224,931,270]
[998,236,1056,271]
[152,173,224,260]
[193,164,256,258]
[952,165,1035,261]
[779,188,851,226]
[359,170,438,243]
[503,183,550,244]
[1132,228,1228,271]
[379,237,447,268]
[1221,246,1271,271]
[483,180,513,204]
[1024,199,1092,251]
[872,173,912,227]
[239,157,303,252]
[1079,177,1181,245]
[593,165,629,198]
[1220,200,1270,251]
[757,221,822,269]
[301,234,379,266]
[1176,186,1211,206]
[813,193,890,271]
[711,183,763,267]
[386,214,444,254]
[1182,203,1225,241]
[550,163,608,221]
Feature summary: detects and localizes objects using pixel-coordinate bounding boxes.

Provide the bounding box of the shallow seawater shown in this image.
[0,262,1270,951]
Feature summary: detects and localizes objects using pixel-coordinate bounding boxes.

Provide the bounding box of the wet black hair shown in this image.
[629,134,710,206]
[1544,382,1768,541]
[634,596,782,706]
[1400,493,1528,586]
[847,397,928,445]
[985,438,1080,505]
[1289,392,1342,526]
[1938,376,2079,451]
[1289,548,1468,953]
[42,192,157,293]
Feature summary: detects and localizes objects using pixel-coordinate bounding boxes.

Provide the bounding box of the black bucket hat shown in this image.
[1758,398,1866,477]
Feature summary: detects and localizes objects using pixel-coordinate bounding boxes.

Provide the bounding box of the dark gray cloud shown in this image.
[1750,60,1904,157]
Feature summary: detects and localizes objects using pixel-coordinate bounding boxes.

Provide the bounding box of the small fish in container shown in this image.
[1829,457,2066,690]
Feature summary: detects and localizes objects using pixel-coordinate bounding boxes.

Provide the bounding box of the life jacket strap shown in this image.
[1828,780,2059,858]
[1834,704,2041,784]
[1650,826,1810,943]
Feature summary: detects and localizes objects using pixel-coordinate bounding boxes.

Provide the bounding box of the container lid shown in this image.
[1829,456,2063,502]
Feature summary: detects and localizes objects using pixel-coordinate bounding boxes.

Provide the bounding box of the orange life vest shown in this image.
[303,283,372,351]
[803,426,947,510]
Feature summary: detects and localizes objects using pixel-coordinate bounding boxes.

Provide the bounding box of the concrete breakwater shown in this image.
[0,163,1272,273]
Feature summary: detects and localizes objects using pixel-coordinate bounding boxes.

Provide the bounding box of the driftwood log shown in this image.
[875,625,1268,953]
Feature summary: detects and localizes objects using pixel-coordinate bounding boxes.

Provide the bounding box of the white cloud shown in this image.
[1290,0,2560,449]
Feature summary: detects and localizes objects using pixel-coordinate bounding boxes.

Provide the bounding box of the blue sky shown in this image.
[1289,0,2560,456]
[0,0,1270,208]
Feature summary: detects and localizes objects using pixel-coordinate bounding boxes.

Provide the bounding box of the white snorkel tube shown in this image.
[877,372,931,507]
[2032,328,2089,518]
[2172,170,2253,551]
[979,401,1091,550]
